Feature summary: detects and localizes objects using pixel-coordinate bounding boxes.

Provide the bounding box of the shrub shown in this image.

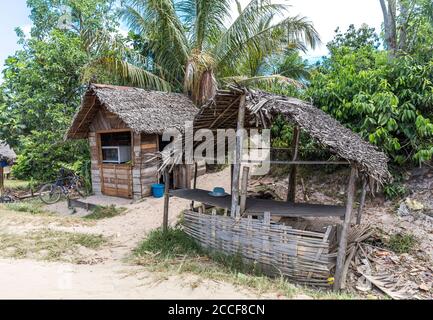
[11,131,90,183]
[383,182,408,200]
[387,233,417,254]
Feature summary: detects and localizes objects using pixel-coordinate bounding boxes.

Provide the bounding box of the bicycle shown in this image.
[39,169,86,205]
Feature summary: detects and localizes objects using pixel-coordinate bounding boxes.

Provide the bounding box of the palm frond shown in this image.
[85,56,171,91]
[213,0,288,62]
[220,74,304,89]
[120,0,190,80]
[216,13,320,76]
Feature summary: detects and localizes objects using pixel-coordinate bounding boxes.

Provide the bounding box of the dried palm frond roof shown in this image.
[67,84,198,139]
[194,86,391,184]
[0,140,16,163]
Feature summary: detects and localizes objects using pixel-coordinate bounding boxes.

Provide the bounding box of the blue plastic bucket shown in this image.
[151,184,165,198]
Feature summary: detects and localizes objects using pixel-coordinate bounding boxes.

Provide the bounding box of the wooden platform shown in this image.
[170,189,345,218]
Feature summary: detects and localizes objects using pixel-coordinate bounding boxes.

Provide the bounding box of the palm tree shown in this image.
[89,0,320,104]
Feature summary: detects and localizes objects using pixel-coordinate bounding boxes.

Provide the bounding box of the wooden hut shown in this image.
[164,86,391,290]
[66,84,199,199]
[0,140,16,192]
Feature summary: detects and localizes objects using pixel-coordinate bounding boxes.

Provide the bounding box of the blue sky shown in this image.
[0,1,32,74]
[0,0,384,77]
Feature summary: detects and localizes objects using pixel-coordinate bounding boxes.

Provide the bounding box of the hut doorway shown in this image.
[98,130,133,198]
[158,135,193,190]
[158,135,175,189]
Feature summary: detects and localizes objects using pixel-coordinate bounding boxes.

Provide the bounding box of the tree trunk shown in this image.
[184,60,217,106]
[380,0,398,55]
[398,1,410,52]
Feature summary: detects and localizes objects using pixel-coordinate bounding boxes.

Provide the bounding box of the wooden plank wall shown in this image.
[88,132,101,194]
[89,108,128,131]
[86,104,192,199]
[101,163,132,198]
[88,104,132,198]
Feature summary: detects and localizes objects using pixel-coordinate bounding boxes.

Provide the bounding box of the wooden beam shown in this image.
[356,178,367,225]
[230,93,246,217]
[72,95,96,137]
[287,126,300,203]
[208,96,241,128]
[334,165,357,291]
[243,160,350,165]
[239,166,250,215]
[163,169,170,232]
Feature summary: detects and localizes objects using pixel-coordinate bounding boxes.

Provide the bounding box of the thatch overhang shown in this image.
[0,141,16,164]
[66,84,198,139]
[194,87,392,184]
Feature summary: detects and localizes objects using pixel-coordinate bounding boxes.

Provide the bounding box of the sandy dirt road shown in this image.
[0,259,258,299]
[0,168,279,299]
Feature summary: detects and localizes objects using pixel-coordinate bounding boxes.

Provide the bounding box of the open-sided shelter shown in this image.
[165,85,391,290]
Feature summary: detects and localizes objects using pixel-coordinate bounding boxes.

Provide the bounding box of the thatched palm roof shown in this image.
[67,84,198,139]
[194,87,391,184]
[0,140,16,164]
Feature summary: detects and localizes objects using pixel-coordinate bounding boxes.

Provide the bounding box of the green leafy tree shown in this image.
[308,25,433,167]
[0,0,120,181]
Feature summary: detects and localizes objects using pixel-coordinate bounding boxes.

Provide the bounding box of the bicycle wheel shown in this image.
[0,195,13,203]
[39,184,62,204]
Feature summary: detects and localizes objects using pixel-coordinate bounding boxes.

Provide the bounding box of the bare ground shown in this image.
[257,166,433,298]
[0,168,284,299]
[1,165,431,299]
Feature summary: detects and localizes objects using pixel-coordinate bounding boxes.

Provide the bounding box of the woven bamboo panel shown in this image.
[183,211,333,286]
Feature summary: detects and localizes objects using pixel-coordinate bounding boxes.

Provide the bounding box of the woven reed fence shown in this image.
[183,211,333,286]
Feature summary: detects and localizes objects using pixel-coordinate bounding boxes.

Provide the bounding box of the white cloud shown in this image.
[236,0,384,59]
[21,24,32,38]
[288,0,383,58]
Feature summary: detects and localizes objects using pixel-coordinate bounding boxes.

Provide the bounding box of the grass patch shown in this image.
[134,228,202,257]
[4,179,30,190]
[83,205,126,220]
[4,199,46,214]
[0,229,107,262]
[386,233,417,254]
[133,227,359,299]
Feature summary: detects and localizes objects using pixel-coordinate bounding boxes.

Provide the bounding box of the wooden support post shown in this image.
[239,166,250,215]
[356,178,367,225]
[287,126,300,203]
[0,166,4,194]
[162,169,170,232]
[334,165,357,291]
[230,164,234,192]
[230,94,246,217]
[185,164,192,189]
[191,162,198,210]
